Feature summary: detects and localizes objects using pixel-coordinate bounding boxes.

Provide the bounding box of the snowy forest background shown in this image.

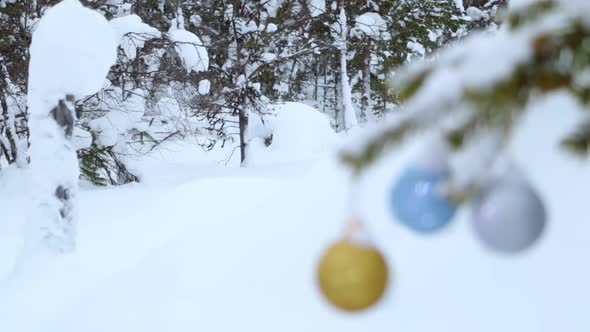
[0,0,503,185]
[3,0,590,331]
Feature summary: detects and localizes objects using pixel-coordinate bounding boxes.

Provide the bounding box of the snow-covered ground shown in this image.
[0,98,589,332]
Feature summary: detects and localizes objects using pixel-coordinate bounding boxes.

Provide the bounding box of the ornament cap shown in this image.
[497,164,530,186]
[481,161,538,196]
[343,218,375,248]
[413,135,451,173]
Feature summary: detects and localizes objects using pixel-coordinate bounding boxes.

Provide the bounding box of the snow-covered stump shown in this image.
[26,94,79,253]
[25,0,116,255]
[50,95,77,250]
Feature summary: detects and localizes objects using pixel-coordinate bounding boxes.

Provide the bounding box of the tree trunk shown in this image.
[0,84,19,165]
[334,62,344,131]
[313,55,319,101]
[360,42,372,124]
[238,106,248,165]
[337,7,357,131]
[339,44,356,130]
[322,56,328,113]
[232,0,250,166]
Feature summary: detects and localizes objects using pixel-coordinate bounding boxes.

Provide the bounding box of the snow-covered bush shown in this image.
[77,7,213,186]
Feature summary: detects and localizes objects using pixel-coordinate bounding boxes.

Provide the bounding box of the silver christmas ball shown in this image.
[472,175,547,253]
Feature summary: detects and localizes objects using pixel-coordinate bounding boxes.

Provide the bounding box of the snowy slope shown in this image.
[0,100,589,331]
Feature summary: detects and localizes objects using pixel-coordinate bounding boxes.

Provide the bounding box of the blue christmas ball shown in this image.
[390,166,457,233]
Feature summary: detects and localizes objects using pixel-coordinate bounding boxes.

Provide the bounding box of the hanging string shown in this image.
[343,174,374,246]
[342,171,360,240]
[347,174,361,221]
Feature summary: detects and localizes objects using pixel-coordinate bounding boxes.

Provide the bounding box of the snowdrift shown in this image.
[247,102,337,166]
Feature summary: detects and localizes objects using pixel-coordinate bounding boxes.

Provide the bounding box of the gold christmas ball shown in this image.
[317,239,389,312]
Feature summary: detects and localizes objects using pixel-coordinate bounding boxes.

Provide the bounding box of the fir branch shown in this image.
[561,117,590,156]
[341,0,590,175]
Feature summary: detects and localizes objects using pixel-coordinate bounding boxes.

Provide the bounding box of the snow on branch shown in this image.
[110,14,161,60]
[167,25,209,73]
[340,0,590,174]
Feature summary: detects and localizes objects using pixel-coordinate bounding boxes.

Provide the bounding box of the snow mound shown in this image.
[71,126,93,150]
[110,14,161,60]
[247,102,336,165]
[354,12,387,37]
[168,29,209,73]
[198,79,211,95]
[28,0,117,106]
[265,0,285,18]
[466,7,485,20]
[89,89,146,148]
[308,0,326,17]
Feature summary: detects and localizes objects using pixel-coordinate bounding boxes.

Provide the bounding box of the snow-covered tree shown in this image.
[345,0,463,119]
[461,0,507,32]
[351,9,388,123]
[178,0,324,164]
[0,0,42,168]
[26,0,117,253]
[74,1,212,185]
[0,0,502,180]
[335,5,358,130]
